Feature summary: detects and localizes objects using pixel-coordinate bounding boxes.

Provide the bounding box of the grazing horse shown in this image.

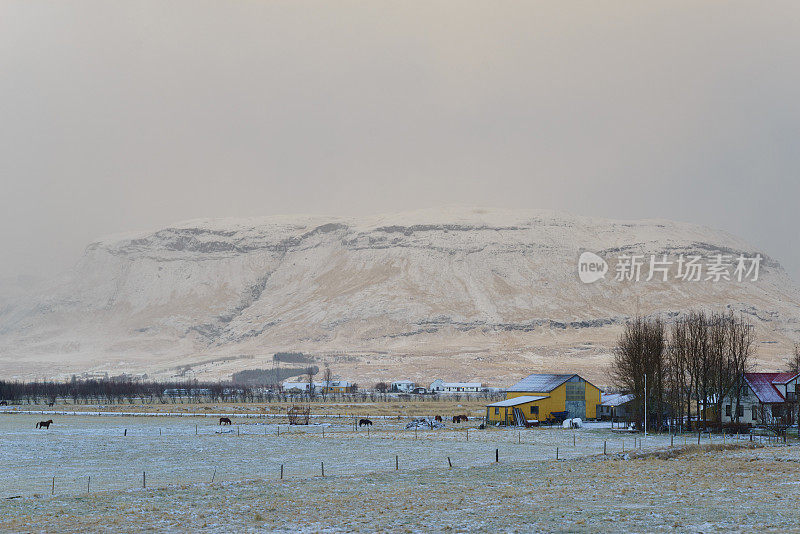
[358,418,373,427]
[219,417,232,425]
[47,401,55,407]
[0,400,7,406]
[36,420,53,429]
[452,415,468,424]
[434,415,443,422]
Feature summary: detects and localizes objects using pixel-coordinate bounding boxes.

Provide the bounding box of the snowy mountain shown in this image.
[1,207,798,385]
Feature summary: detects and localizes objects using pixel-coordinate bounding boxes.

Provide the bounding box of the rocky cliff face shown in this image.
[1,207,798,385]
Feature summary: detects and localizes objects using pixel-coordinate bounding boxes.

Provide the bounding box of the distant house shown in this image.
[282,381,311,392]
[282,379,353,394]
[597,393,635,421]
[391,380,416,393]
[486,373,601,425]
[319,380,354,394]
[429,379,483,393]
[721,372,799,426]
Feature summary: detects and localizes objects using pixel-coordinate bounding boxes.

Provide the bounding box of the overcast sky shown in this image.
[1,1,799,284]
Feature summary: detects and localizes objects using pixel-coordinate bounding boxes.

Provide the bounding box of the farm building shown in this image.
[319,380,354,394]
[429,379,483,393]
[486,373,601,425]
[720,372,799,426]
[597,393,635,421]
[390,380,416,393]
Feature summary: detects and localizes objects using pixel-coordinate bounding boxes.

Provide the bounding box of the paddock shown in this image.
[0,412,769,499]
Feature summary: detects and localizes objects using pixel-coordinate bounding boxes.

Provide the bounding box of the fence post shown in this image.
[495,448,499,462]
[52,476,55,495]
[604,441,607,455]
[466,428,468,441]
[211,469,216,483]
[396,455,398,470]
[321,461,325,477]
[124,429,127,436]
[556,447,559,460]
[447,457,452,468]
[196,424,198,435]
[87,475,90,494]
[280,464,283,480]
[143,471,146,489]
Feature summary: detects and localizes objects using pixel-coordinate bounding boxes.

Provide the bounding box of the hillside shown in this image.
[1,207,798,386]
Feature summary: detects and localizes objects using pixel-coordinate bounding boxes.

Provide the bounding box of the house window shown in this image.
[725,405,731,417]
[530,406,539,416]
[494,407,499,415]
[737,405,744,417]
[752,405,758,420]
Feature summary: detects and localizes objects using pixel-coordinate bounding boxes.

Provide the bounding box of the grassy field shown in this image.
[2,442,799,533]
[3,401,797,532]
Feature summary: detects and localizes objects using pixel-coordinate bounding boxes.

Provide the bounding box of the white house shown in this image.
[282,381,311,392]
[390,380,416,393]
[721,372,799,426]
[429,379,483,393]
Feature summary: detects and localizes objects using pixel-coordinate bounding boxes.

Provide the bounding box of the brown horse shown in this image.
[36,420,53,429]
[434,415,443,422]
[219,417,232,425]
[452,415,468,424]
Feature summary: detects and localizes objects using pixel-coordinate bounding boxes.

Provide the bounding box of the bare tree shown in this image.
[305,366,316,398]
[788,344,800,376]
[322,363,333,398]
[611,316,666,431]
[374,382,388,393]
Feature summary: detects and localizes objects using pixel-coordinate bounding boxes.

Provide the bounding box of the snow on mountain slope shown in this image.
[1,207,798,384]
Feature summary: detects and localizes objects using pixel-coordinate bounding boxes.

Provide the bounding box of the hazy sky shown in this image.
[1,1,799,283]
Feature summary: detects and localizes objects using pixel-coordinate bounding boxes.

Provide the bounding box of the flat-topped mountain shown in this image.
[1,207,798,385]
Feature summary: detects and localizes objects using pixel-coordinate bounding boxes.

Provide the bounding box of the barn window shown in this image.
[494,407,499,415]
[566,381,585,402]
[530,406,539,416]
[725,405,731,417]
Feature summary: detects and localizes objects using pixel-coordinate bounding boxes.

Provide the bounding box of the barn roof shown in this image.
[487,395,549,407]
[743,372,799,403]
[507,374,582,393]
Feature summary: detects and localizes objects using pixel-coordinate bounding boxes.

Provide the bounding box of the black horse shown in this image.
[358,418,373,427]
[219,417,232,425]
[36,419,53,429]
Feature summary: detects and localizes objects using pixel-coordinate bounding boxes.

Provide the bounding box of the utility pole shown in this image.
[644,373,647,438]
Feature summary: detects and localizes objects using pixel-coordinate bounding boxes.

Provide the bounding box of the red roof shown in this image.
[743,373,799,403]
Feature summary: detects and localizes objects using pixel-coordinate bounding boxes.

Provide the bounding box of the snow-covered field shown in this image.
[2,423,798,533]
[0,414,688,498]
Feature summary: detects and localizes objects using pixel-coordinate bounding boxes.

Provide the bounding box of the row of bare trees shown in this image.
[612,310,755,431]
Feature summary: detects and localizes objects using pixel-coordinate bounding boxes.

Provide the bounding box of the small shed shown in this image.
[485,395,549,426]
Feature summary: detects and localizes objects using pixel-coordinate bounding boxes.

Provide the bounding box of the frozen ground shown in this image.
[3,413,798,532]
[2,439,798,533]
[1,414,685,497]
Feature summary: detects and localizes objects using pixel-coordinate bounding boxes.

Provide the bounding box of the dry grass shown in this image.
[3,443,800,533]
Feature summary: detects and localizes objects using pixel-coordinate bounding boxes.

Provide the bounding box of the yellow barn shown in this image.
[486,374,601,425]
